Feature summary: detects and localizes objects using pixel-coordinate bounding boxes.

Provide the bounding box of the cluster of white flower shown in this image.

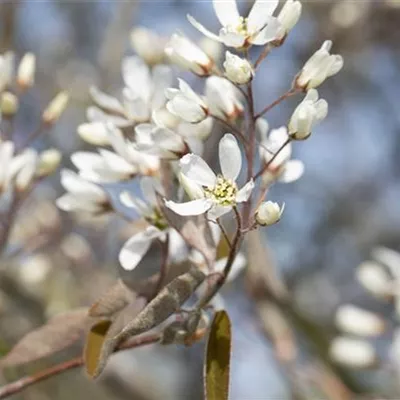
[57,0,343,289]
[330,247,400,370]
[0,52,66,204]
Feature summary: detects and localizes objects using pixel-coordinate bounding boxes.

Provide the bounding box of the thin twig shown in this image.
[254,43,273,69]
[210,114,247,144]
[151,235,170,300]
[255,88,299,120]
[216,218,231,249]
[0,333,161,399]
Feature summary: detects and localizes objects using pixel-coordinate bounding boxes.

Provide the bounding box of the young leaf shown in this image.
[84,320,112,378]
[204,310,231,400]
[89,279,136,318]
[1,308,88,367]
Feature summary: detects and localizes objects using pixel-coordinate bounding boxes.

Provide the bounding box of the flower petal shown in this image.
[180,154,216,187]
[120,191,150,215]
[219,133,241,181]
[214,252,246,281]
[208,205,232,220]
[213,0,240,27]
[119,226,162,271]
[164,198,213,216]
[219,30,246,48]
[279,160,304,183]
[140,176,164,205]
[247,0,279,33]
[187,15,222,43]
[89,86,124,114]
[236,179,254,202]
[250,17,281,45]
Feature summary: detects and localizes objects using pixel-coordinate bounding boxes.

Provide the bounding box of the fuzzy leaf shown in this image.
[204,310,231,400]
[1,308,88,367]
[89,279,136,318]
[84,320,112,378]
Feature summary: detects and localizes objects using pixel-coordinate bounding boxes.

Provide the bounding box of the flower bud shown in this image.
[17,52,36,90]
[199,37,223,64]
[223,51,254,85]
[330,337,376,368]
[77,122,110,146]
[130,27,165,65]
[288,89,328,140]
[256,201,284,226]
[42,91,69,124]
[277,0,302,40]
[0,92,19,117]
[356,260,391,299]
[36,148,62,177]
[165,33,213,76]
[14,149,38,192]
[296,40,343,90]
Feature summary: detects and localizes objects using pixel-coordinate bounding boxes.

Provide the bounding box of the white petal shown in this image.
[122,56,152,102]
[120,191,150,215]
[213,0,240,27]
[99,149,137,176]
[372,247,400,280]
[279,160,304,183]
[247,0,279,33]
[214,252,246,282]
[119,227,162,271]
[236,179,254,202]
[219,133,241,181]
[168,228,188,263]
[89,86,124,114]
[256,117,269,141]
[140,176,164,205]
[219,30,246,48]
[250,17,281,45]
[56,193,103,214]
[164,198,213,216]
[167,96,206,123]
[77,122,110,146]
[71,151,104,172]
[60,169,106,201]
[180,154,216,187]
[208,205,232,220]
[187,15,222,43]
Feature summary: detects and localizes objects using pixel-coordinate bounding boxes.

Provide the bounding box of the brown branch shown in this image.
[0,332,161,399]
[255,88,299,119]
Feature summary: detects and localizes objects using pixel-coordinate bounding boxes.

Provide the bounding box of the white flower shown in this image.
[130,27,165,65]
[0,51,14,92]
[119,177,187,271]
[330,337,376,368]
[135,123,188,159]
[165,134,254,219]
[255,201,284,226]
[276,0,302,40]
[355,260,392,299]
[335,305,385,337]
[56,169,109,214]
[205,76,243,121]
[297,40,343,89]
[223,51,254,85]
[17,52,36,90]
[166,79,208,123]
[288,89,328,140]
[257,119,304,183]
[188,0,281,48]
[165,33,213,76]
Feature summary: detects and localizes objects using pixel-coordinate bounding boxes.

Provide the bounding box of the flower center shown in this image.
[204,175,238,206]
[227,16,248,36]
[146,207,168,230]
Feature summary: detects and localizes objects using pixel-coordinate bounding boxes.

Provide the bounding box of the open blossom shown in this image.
[119,177,187,271]
[255,201,284,226]
[165,134,254,219]
[188,0,281,48]
[56,169,109,214]
[223,51,253,85]
[205,76,243,121]
[276,0,302,40]
[166,79,208,123]
[296,40,343,90]
[165,33,213,76]
[257,118,304,183]
[288,89,328,140]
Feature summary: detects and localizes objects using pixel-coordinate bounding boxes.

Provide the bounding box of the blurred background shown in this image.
[1,0,400,399]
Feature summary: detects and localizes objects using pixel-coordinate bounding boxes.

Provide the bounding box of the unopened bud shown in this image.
[130,27,165,65]
[42,91,69,124]
[14,150,38,192]
[330,337,377,368]
[255,201,284,226]
[17,53,36,90]
[36,148,62,177]
[223,51,253,85]
[0,92,19,117]
[277,0,302,40]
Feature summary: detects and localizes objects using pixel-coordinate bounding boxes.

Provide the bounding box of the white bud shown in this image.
[17,52,36,90]
[288,89,328,140]
[223,51,253,85]
[256,201,284,226]
[77,122,110,146]
[130,27,165,65]
[165,33,213,76]
[335,305,385,337]
[297,40,343,89]
[356,260,391,299]
[42,91,69,124]
[36,148,62,177]
[0,92,19,117]
[277,0,302,39]
[14,149,38,192]
[330,337,376,368]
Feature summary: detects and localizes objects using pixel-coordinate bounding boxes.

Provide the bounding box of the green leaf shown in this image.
[84,320,112,379]
[204,310,231,400]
